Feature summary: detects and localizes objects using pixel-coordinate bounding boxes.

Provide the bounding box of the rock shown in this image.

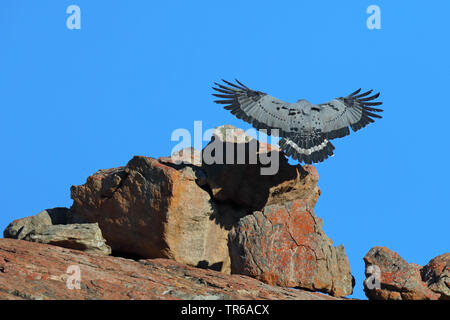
[228,199,354,297]
[202,125,320,211]
[0,238,343,300]
[421,253,450,300]
[4,208,69,239]
[3,208,111,255]
[23,224,111,256]
[70,156,231,272]
[363,247,441,300]
[159,147,202,166]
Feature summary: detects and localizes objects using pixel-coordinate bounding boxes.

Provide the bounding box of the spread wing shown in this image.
[212,79,302,137]
[317,89,383,140]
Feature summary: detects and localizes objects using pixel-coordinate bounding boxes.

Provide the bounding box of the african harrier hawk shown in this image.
[212,79,383,164]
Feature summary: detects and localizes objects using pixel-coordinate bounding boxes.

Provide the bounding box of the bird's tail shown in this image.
[279,137,335,164]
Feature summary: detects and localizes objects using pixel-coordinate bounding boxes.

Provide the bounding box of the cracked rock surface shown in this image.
[228,199,354,297]
[0,238,342,300]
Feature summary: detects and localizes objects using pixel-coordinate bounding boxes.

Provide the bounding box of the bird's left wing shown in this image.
[317,89,383,140]
[212,79,302,136]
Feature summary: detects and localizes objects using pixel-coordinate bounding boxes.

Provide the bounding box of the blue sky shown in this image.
[1,1,449,299]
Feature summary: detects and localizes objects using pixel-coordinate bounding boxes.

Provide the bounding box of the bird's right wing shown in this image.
[212,79,303,137]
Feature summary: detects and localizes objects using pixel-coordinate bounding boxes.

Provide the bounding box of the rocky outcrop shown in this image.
[3,208,111,255]
[2,125,355,298]
[363,247,449,300]
[421,253,450,299]
[0,239,342,300]
[229,199,354,297]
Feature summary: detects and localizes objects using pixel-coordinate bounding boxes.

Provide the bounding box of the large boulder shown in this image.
[363,246,443,300]
[69,156,231,272]
[228,199,354,297]
[3,208,111,255]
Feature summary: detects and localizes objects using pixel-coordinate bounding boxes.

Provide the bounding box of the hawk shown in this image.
[212,79,383,164]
